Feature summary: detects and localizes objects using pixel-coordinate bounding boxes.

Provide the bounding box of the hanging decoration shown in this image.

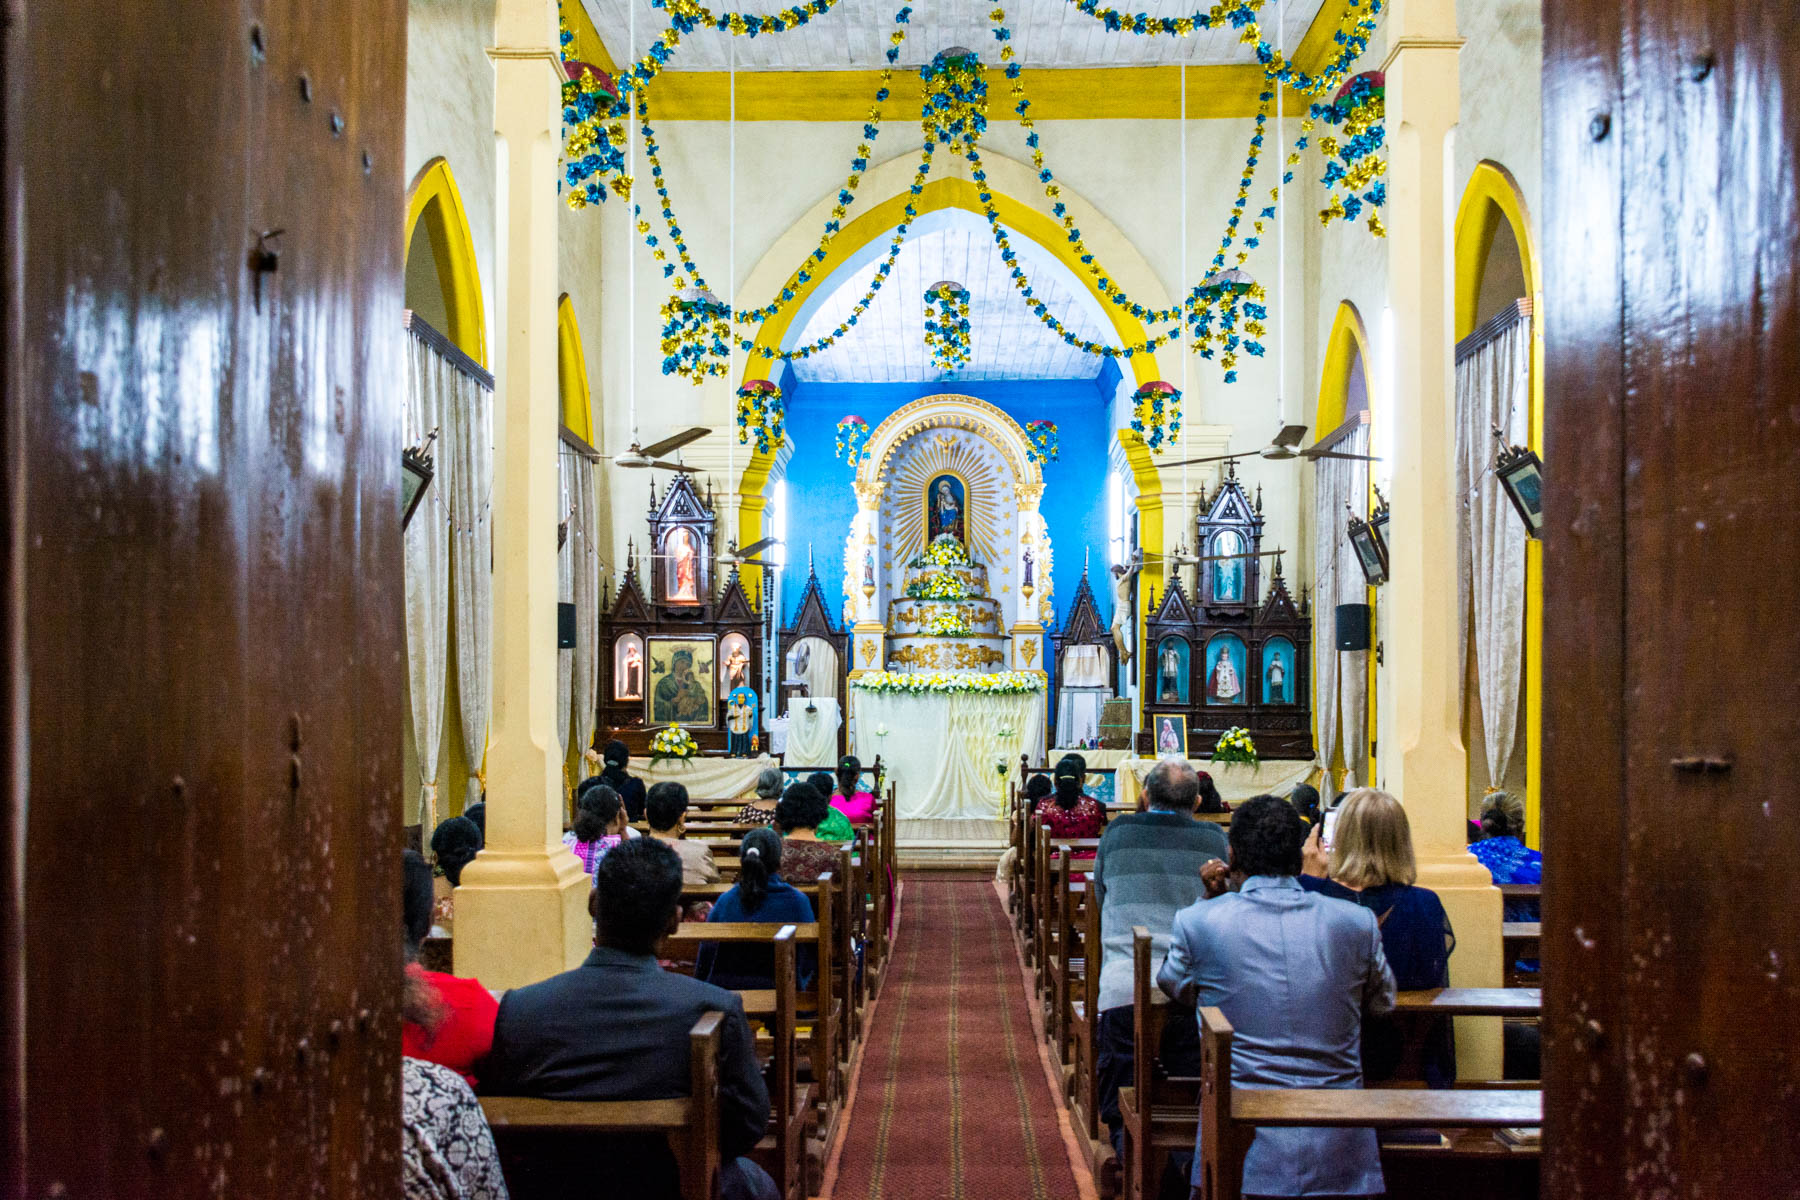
[1058,0,1260,37]
[920,47,989,152]
[558,13,630,207]
[659,286,732,383]
[1131,380,1183,452]
[923,280,972,372]
[1024,420,1060,464]
[1314,71,1387,236]
[835,416,870,465]
[735,380,786,454]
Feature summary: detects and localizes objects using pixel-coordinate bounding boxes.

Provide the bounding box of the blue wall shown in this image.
[775,360,1121,637]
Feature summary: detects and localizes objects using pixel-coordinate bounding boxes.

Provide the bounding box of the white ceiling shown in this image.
[782,207,1118,382]
[581,0,1323,72]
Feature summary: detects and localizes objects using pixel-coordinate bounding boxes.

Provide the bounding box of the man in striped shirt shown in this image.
[1092,758,1230,1159]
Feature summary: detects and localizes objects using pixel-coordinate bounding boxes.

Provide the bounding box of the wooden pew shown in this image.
[1049,849,1090,1065]
[480,1012,726,1200]
[1034,828,1099,1005]
[1070,858,1104,1149]
[1116,927,1543,1200]
[1502,921,1540,985]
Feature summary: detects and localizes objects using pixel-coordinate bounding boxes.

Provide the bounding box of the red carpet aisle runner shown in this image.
[825,877,1086,1200]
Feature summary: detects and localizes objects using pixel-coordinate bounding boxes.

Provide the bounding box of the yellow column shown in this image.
[1382,2,1502,1076]
[454,0,591,990]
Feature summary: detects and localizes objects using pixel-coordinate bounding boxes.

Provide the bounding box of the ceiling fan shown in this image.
[1164,544,1289,568]
[719,536,782,570]
[614,426,709,472]
[1160,423,1381,469]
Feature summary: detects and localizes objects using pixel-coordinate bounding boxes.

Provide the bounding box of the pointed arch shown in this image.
[405,157,488,366]
[556,294,595,443]
[1315,300,1375,435]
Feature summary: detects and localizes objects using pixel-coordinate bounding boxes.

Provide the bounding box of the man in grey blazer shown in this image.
[481,838,777,1200]
[1159,794,1397,1199]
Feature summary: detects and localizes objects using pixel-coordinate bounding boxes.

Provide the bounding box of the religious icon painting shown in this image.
[1211,530,1246,602]
[1203,633,1248,705]
[1156,636,1191,705]
[614,633,645,700]
[719,632,751,692]
[1155,713,1188,759]
[663,526,703,604]
[925,472,968,549]
[1262,636,1296,704]
[647,637,716,728]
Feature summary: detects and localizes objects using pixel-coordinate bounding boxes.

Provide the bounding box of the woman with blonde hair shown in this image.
[1302,787,1456,1086]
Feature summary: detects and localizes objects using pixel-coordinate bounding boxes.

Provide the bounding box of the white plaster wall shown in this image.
[405,0,499,353]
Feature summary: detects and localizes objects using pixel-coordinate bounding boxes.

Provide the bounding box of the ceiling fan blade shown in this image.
[1271,424,1310,448]
[648,459,702,473]
[1158,452,1245,469]
[735,535,780,558]
[639,427,710,459]
[736,558,771,569]
[1303,449,1384,462]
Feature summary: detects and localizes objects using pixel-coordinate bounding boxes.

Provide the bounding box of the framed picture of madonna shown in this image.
[646,636,716,728]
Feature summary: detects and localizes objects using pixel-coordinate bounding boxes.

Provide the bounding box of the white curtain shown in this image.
[791,636,839,702]
[571,455,602,767]
[1456,316,1532,788]
[404,332,451,830]
[1055,644,1109,747]
[445,352,493,812]
[1312,424,1370,787]
[851,690,1045,820]
[556,448,576,760]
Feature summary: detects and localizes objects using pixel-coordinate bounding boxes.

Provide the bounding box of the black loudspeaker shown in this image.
[1335,603,1372,651]
[557,602,577,649]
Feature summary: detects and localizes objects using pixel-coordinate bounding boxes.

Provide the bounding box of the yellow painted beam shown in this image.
[561,0,617,74]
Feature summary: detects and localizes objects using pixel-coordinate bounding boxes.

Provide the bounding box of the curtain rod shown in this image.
[1454,297,1534,365]
[404,310,495,391]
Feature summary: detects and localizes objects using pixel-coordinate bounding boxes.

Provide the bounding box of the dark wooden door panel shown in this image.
[7,0,406,1195]
[1545,0,1800,1193]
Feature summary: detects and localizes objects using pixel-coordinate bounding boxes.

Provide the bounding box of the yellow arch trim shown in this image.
[1454,161,1544,847]
[731,174,1166,662]
[557,294,595,443]
[1311,300,1377,786]
[405,157,488,367]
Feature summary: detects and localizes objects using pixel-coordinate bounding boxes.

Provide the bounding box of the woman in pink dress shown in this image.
[829,754,877,825]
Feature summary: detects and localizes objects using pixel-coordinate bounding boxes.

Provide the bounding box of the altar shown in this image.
[851,687,1045,823]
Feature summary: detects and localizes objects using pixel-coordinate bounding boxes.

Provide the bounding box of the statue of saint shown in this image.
[1266,652,1286,702]
[668,528,698,602]
[1109,549,1141,667]
[1159,640,1184,702]
[724,644,749,689]
[1208,645,1243,702]
[619,641,643,699]
[928,476,966,546]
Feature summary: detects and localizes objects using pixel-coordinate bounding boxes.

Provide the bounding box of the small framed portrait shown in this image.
[1496,443,1545,537]
[614,633,645,700]
[646,637,716,727]
[1154,713,1188,760]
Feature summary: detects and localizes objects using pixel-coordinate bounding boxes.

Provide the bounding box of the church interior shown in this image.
[5,0,1795,1196]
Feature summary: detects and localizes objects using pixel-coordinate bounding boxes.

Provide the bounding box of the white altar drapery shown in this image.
[784,697,842,767]
[1455,315,1531,789]
[631,753,777,800]
[851,689,1045,820]
[1054,644,1109,748]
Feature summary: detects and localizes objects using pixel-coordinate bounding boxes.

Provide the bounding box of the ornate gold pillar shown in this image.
[454,0,591,990]
[847,479,886,679]
[1382,0,1502,1076]
[1010,482,1048,676]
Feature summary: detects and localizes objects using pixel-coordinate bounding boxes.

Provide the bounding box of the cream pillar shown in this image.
[1382,1,1502,1076]
[454,0,591,990]
[847,481,886,679]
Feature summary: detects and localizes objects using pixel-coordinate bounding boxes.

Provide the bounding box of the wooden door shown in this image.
[3,0,407,1195]
[1542,2,1800,1194]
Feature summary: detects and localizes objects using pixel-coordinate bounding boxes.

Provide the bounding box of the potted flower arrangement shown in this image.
[923,606,972,636]
[649,723,699,766]
[1210,726,1259,770]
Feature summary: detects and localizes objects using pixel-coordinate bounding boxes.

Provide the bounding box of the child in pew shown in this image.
[563,783,627,876]
[429,815,483,937]
[696,828,819,992]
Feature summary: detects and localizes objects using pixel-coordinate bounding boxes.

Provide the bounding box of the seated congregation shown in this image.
[1012,758,1541,1200]
[403,749,892,1200]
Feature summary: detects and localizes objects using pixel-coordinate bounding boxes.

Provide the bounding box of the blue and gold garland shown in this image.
[923,281,972,372]
[1313,71,1387,236]
[735,379,786,453]
[1130,380,1182,451]
[835,415,870,465]
[1025,419,1059,463]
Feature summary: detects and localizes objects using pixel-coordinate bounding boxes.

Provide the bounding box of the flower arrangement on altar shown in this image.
[921,606,973,636]
[1211,726,1260,769]
[916,537,972,568]
[659,287,732,384]
[905,570,968,601]
[1024,419,1059,463]
[923,281,972,372]
[1130,381,1184,451]
[835,415,870,465]
[735,380,785,454]
[649,723,699,765]
[852,670,1044,696]
[1313,71,1387,237]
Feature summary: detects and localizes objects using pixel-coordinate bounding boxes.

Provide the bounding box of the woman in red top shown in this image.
[1034,753,1106,860]
[402,849,498,1086]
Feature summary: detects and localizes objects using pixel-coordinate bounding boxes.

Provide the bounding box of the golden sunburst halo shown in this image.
[888,430,1006,568]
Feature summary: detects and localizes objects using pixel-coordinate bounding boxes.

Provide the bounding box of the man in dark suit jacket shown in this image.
[481,838,776,1200]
